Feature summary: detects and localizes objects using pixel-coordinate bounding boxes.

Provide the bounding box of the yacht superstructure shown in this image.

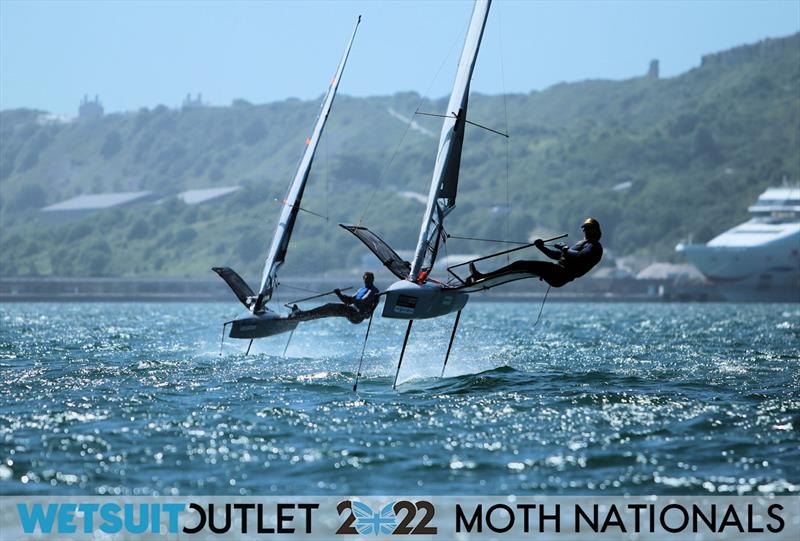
[676,186,800,300]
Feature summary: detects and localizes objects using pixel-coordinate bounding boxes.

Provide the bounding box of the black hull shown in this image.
[229,315,298,339]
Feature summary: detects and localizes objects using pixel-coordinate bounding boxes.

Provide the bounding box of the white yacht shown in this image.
[676,186,800,301]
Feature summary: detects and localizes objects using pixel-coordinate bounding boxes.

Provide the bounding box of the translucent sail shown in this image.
[408,0,491,282]
[256,16,361,307]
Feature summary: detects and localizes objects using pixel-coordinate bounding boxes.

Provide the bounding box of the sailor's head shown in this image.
[581,218,601,241]
[363,271,375,286]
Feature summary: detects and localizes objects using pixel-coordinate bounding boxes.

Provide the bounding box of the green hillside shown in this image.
[1,33,798,279]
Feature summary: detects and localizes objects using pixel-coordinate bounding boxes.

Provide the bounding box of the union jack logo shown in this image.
[352,501,397,536]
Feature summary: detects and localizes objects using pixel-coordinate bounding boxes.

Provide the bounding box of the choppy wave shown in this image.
[1,302,798,496]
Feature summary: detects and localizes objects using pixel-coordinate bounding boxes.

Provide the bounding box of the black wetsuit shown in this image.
[476,239,603,288]
[290,284,379,324]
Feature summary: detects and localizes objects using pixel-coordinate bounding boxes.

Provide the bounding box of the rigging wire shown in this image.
[358,26,466,226]
[277,283,325,295]
[532,286,551,328]
[415,112,508,138]
[323,121,330,284]
[358,116,414,226]
[441,221,450,272]
[446,233,528,244]
[273,198,328,221]
[497,5,511,261]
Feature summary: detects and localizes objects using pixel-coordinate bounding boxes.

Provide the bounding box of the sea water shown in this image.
[1,302,797,496]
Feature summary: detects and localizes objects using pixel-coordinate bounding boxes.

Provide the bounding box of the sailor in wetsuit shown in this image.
[290,272,379,324]
[466,218,603,288]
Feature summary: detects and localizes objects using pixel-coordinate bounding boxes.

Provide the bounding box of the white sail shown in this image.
[256,16,361,307]
[408,0,491,282]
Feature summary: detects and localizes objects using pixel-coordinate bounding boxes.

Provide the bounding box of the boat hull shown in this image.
[382,280,469,319]
[675,186,800,301]
[229,310,298,339]
[676,224,800,298]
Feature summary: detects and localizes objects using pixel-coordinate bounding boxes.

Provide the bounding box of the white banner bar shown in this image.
[1,495,798,540]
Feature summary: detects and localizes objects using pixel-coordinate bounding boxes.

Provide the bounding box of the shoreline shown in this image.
[1,276,796,303]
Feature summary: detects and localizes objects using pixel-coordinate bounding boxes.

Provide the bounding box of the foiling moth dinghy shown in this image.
[213,16,361,354]
[342,0,566,389]
[343,0,494,388]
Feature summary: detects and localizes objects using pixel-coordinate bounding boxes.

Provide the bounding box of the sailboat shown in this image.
[341,0,496,387]
[213,16,361,350]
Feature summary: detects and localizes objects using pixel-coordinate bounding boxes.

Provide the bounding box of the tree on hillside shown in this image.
[101,130,123,159]
[0,153,15,181]
[693,127,723,164]
[242,119,267,145]
[81,240,112,276]
[9,182,47,211]
[331,154,379,184]
[127,218,150,240]
[17,131,51,172]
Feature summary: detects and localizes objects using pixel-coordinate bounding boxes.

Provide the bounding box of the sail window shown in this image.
[340,224,412,280]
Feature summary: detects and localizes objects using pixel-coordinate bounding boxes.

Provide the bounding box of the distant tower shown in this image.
[647,59,660,79]
[182,92,204,110]
[78,94,104,118]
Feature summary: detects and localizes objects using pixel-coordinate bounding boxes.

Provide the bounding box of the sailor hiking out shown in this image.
[467,218,603,288]
[290,272,379,324]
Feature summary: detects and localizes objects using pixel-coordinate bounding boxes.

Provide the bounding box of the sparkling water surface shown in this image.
[1,302,798,496]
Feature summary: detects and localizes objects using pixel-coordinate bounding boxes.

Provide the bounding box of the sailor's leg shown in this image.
[344,307,366,324]
[290,303,366,324]
[470,259,536,281]
[518,262,572,287]
[537,266,572,288]
[290,303,352,322]
[480,259,541,275]
[472,260,571,288]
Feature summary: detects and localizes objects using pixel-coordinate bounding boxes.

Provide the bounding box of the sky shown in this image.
[1,0,798,117]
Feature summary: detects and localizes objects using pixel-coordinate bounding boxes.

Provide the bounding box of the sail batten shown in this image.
[256,16,361,308]
[408,1,491,282]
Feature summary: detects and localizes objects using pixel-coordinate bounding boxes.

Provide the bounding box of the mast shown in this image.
[408,0,491,282]
[255,16,361,310]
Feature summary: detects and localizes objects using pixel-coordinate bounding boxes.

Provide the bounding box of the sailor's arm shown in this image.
[534,239,562,260]
[335,289,354,304]
[560,243,592,261]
